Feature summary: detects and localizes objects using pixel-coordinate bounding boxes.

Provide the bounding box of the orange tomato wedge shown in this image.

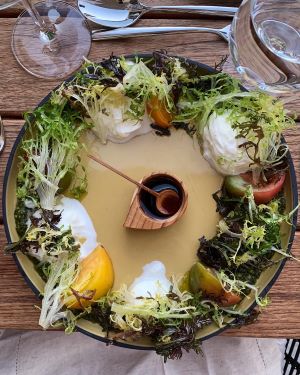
[146,96,173,128]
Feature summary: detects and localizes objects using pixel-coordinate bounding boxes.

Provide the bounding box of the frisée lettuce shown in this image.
[199,91,294,174]
[175,73,295,176]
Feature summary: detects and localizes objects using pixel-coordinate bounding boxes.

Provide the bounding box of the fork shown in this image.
[0,115,5,155]
[92,24,231,43]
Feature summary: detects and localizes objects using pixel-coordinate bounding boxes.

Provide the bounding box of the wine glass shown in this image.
[0,0,19,9]
[0,0,91,79]
[229,0,300,93]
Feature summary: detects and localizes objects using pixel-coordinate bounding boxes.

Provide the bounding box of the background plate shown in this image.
[2,55,298,349]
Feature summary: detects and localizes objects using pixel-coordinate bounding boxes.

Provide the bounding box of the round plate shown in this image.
[2,55,298,349]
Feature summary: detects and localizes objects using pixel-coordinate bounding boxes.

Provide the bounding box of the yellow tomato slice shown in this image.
[65,245,114,309]
[179,271,190,292]
[189,262,223,297]
[189,262,241,306]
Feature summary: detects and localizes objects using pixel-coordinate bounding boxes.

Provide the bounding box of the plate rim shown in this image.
[2,54,299,349]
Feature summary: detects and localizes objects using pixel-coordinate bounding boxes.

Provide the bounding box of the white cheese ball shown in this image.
[202,111,252,175]
[92,83,152,144]
[107,111,152,143]
[56,196,98,259]
[129,261,171,299]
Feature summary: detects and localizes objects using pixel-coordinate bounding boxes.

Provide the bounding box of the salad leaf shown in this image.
[174,72,295,174]
[123,60,173,119]
[14,198,36,237]
[6,208,79,262]
[63,60,151,144]
[86,280,255,361]
[198,186,294,293]
[66,82,142,144]
[17,100,89,210]
[39,252,80,329]
[174,73,241,125]
[11,97,90,331]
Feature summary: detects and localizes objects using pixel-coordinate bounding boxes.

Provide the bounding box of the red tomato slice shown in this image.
[146,97,173,128]
[225,172,286,204]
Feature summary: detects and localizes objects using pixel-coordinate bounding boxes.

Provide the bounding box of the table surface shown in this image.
[0,0,299,338]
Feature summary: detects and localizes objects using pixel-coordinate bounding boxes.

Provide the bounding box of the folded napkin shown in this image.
[0,330,283,375]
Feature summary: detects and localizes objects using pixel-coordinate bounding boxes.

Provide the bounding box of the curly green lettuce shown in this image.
[175,73,295,173]
[16,98,90,211]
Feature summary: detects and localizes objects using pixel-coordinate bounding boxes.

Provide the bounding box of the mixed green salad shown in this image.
[5,51,298,361]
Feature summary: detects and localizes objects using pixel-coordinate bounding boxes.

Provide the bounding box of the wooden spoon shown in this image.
[88,154,180,216]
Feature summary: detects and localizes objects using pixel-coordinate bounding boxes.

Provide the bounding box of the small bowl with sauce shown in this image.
[124,173,188,230]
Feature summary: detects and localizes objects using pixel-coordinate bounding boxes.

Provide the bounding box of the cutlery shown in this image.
[92,24,231,42]
[78,0,237,28]
[0,116,5,155]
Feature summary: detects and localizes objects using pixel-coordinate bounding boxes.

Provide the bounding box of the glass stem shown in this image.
[21,0,56,40]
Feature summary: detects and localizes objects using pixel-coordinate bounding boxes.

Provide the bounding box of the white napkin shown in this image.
[0,330,283,375]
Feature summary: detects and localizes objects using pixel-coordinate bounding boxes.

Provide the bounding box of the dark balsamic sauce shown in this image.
[139,175,183,219]
[159,192,181,216]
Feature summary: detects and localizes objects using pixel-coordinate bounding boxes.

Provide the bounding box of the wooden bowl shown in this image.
[124,172,188,230]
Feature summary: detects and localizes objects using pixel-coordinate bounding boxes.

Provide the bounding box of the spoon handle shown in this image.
[146,5,237,18]
[88,154,159,197]
[92,26,228,42]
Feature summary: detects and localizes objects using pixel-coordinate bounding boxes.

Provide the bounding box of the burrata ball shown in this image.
[202,111,252,175]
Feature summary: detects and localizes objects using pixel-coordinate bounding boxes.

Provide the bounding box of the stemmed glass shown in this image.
[0,0,18,8]
[0,0,91,79]
[229,0,300,93]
